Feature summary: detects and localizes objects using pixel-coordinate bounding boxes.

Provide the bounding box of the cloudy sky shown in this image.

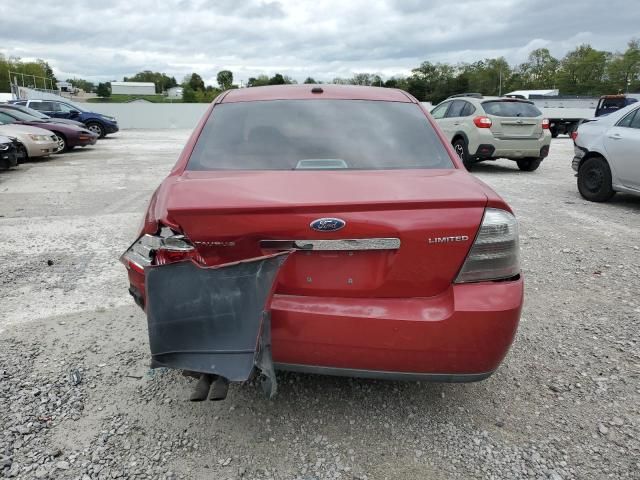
[2,0,639,86]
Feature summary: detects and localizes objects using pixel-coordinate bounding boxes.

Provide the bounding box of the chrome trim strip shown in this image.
[260,238,400,251]
[274,363,495,383]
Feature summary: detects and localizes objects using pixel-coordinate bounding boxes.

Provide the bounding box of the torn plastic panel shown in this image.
[144,252,290,397]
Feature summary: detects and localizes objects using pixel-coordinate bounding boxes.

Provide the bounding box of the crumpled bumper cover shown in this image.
[144,253,289,387]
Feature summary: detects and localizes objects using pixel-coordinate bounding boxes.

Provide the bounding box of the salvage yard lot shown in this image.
[0,131,638,480]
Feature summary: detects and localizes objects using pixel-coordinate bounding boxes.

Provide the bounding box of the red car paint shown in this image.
[125,85,523,380]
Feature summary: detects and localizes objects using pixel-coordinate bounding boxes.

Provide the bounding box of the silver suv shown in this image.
[430,94,552,171]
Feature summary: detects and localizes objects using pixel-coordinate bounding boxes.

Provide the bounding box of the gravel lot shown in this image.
[1,131,639,480]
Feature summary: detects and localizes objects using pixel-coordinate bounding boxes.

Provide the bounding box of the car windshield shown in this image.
[16,106,50,119]
[63,103,86,112]
[187,100,453,171]
[0,108,41,122]
[482,100,542,117]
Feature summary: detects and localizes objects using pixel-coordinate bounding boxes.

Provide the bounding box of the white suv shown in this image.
[431,94,552,171]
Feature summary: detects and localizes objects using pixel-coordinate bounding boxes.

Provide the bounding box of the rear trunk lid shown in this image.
[158,170,488,298]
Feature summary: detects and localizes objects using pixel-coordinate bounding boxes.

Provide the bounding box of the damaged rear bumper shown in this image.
[144,253,289,394]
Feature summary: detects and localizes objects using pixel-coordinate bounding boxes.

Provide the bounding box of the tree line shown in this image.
[3,39,639,104]
[0,55,57,92]
[182,39,640,103]
[329,40,640,103]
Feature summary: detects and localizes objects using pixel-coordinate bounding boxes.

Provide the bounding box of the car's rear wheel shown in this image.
[55,134,67,153]
[86,122,105,138]
[577,156,615,202]
[516,157,542,172]
[452,138,473,170]
[550,126,559,138]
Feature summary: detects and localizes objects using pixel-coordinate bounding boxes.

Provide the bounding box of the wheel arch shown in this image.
[451,131,469,146]
[577,150,609,172]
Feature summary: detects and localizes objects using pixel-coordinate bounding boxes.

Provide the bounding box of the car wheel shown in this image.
[577,156,615,202]
[86,122,105,138]
[516,157,542,172]
[55,134,67,153]
[550,126,559,138]
[15,143,28,163]
[452,139,473,170]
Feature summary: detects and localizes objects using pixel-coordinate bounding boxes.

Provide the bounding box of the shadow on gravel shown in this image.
[469,162,520,174]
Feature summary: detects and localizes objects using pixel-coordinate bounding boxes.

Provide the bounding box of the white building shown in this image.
[167,86,183,99]
[111,81,156,95]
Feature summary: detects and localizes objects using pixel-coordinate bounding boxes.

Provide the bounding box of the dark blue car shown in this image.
[11,99,118,138]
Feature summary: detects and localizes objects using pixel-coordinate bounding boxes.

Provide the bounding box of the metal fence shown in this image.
[86,103,210,129]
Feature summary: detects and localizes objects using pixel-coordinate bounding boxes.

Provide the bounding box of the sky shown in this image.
[1,0,639,87]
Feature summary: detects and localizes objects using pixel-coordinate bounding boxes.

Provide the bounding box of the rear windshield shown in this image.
[482,100,542,117]
[187,100,453,171]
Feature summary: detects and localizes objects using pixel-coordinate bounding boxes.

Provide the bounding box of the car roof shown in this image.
[220,84,415,103]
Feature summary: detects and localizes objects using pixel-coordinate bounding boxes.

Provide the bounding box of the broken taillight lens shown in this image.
[455,209,520,283]
[120,230,202,273]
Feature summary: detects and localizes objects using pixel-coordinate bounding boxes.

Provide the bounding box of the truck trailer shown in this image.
[505,91,638,137]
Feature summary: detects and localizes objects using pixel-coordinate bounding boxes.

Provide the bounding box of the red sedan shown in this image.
[122,85,523,399]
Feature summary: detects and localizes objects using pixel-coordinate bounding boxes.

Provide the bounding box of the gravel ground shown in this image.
[0,131,638,480]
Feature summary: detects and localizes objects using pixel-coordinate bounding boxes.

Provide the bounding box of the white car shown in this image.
[572,103,640,201]
[431,94,551,171]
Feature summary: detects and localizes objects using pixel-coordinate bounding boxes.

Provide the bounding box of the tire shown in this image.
[452,138,473,170]
[85,122,105,138]
[550,126,559,138]
[15,143,28,163]
[577,156,615,202]
[516,157,542,172]
[54,134,67,153]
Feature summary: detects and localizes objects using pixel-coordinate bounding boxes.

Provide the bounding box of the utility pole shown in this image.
[499,68,502,97]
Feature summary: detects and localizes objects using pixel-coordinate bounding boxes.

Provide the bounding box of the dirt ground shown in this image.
[1,131,638,480]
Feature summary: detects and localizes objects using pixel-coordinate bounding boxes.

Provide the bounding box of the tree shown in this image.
[216,70,233,90]
[557,44,609,95]
[268,73,286,85]
[303,77,317,84]
[0,54,58,92]
[184,73,205,91]
[247,75,270,87]
[525,48,559,88]
[182,85,197,102]
[606,39,640,93]
[96,82,111,98]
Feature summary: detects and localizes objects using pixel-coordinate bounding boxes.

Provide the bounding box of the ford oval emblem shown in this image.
[310,218,346,232]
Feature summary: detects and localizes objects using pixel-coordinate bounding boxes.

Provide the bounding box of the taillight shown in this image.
[541,118,550,130]
[570,131,578,141]
[120,229,202,273]
[455,209,519,283]
[473,116,492,128]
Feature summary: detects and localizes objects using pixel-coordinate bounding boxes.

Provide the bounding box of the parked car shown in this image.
[0,102,85,128]
[0,122,59,159]
[10,99,118,138]
[0,135,20,169]
[430,93,552,171]
[120,85,523,400]
[0,108,98,152]
[572,102,640,201]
